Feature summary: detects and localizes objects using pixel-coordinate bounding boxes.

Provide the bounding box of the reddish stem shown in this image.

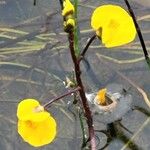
[68,32,96,150]
[43,86,81,109]
[79,34,96,61]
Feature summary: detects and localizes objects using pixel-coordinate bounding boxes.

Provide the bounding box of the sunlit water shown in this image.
[0,0,149,150]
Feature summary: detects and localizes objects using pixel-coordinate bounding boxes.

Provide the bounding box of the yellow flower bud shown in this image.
[67,18,75,27]
[64,18,75,32]
[62,0,74,17]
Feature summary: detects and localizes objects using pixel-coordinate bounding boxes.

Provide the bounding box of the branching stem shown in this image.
[68,31,96,150]
[43,86,81,109]
[79,34,96,61]
[58,0,96,148]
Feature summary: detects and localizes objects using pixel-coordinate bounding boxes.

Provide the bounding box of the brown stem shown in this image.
[79,34,96,61]
[43,86,81,109]
[68,31,96,150]
[58,0,63,10]
[124,0,149,60]
[33,0,36,5]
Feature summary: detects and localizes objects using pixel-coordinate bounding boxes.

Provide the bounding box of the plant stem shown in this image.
[68,31,96,150]
[79,34,96,60]
[78,109,87,148]
[124,0,150,61]
[58,0,96,148]
[58,0,63,10]
[43,86,81,109]
[33,0,36,5]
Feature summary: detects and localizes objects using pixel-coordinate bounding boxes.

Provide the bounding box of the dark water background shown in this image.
[0,0,149,149]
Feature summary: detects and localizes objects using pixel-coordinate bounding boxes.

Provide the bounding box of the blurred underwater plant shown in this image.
[86,84,132,124]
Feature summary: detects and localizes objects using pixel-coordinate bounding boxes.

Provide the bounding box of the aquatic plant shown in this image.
[16,0,150,149]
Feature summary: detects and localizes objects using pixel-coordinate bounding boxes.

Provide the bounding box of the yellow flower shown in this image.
[62,0,74,16]
[91,5,136,47]
[66,18,75,27]
[17,99,57,147]
[95,88,107,105]
[64,18,75,32]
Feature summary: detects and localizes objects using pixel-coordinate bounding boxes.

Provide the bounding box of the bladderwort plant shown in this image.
[17,0,150,149]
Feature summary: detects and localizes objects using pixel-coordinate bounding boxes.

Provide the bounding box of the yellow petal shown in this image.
[91,5,136,47]
[17,99,49,122]
[18,116,57,147]
[95,88,107,105]
[67,18,75,27]
[62,0,74,16]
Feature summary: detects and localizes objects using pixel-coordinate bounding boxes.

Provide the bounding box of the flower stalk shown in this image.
[33,0,36,6]
[43,86,81,109]
[79,34,97,61]
[124,0,150,66]
[68,31,96,150]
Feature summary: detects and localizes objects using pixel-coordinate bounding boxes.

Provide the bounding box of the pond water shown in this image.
[0,0,149,150]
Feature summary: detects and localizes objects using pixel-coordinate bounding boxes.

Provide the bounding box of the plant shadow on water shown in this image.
[0,0,149,150]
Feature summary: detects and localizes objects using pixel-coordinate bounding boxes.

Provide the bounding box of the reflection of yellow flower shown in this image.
[62,0,74,16]
[17,99,57,147]
[95,88,107,105]
[91,5,136,47]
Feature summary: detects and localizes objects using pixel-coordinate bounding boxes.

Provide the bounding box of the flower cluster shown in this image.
[62,0,75,32]
[17,99,57,147]
[91,5,136,47]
